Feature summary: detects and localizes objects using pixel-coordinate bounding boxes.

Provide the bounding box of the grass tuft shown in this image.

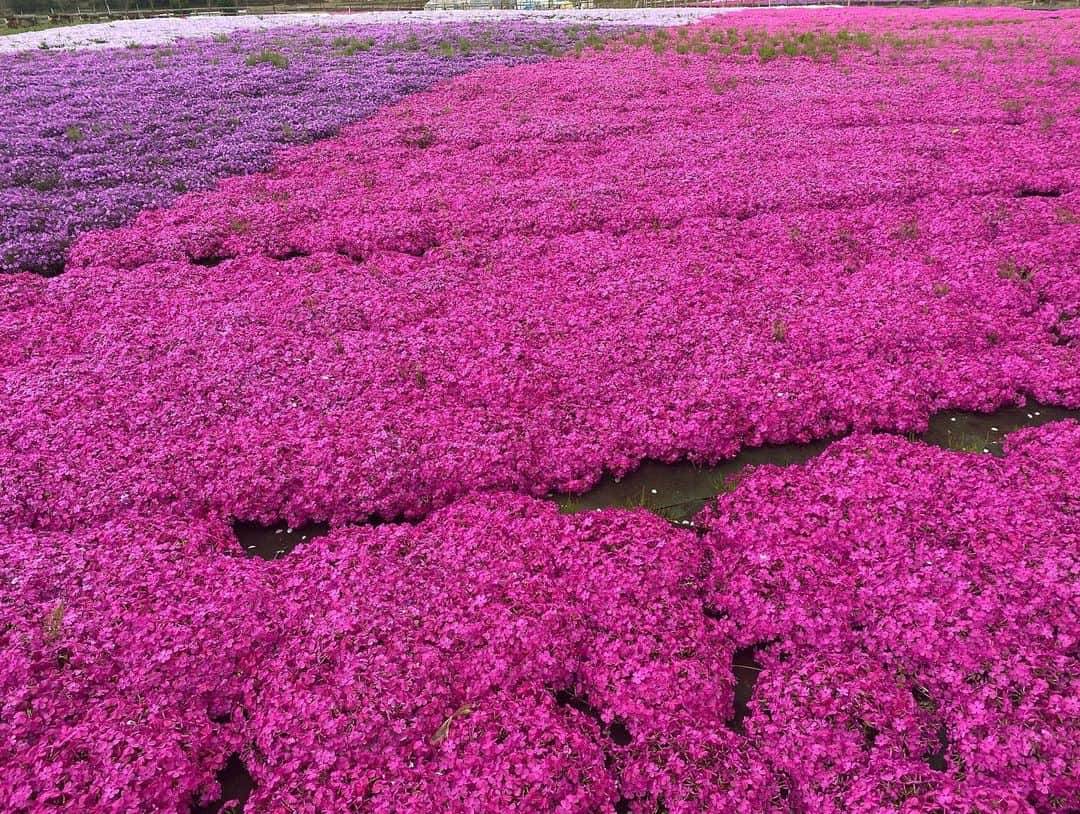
[245,50,289,69]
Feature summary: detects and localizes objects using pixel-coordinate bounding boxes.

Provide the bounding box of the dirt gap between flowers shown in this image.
[232,402,1080,559]
[190,753,253,814]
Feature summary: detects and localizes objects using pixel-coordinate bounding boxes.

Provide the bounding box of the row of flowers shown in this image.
[0,8,720,55]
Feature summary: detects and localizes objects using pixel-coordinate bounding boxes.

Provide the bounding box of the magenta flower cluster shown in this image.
[0,21,612,276]
[1,7,1079,813]
[3,424,1077,811]
[697,422,1080,811]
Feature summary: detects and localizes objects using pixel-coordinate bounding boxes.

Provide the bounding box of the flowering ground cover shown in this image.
[0,20,641,277]
[3,7,1077,532]
[2,6,1079,813]
[0,8,722,54]
[2,424,1076,811]
[696,421,1080,812]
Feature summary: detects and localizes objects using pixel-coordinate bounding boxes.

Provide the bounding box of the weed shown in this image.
[431,703,474,745]
[402,124,435,149]
[558,498,581,514]
[245,50,289,69]
[393,32,420,52]
[894,219,920,241]
[943,429,990,453]
[709,473,742,494]
[619,488,682,522]
[1053,207,1079,225]
[333,36,375,56]
[710,76,739,94]
[1000,97,1025,124]
[998,258,1034,282]
[43,601,64,642]
[30,174,59,192]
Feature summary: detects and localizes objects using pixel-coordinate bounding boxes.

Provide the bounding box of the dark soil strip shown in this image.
[190,753,253,814]
[231,510,426,559]
[925,723,950,771]
[231,521,329,560]
[552,688,633,747]
[270,249,311,261]
[1016,186,1062,198]
[232,405,1079,558]
[551,688,635,810]
[728,645,766,735]
[859,720,880,750]
[189,255,231,268]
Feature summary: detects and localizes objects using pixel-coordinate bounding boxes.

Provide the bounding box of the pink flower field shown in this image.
[1,7,1078,814]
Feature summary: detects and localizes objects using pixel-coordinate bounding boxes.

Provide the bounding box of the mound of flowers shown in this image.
[0,515,267,811]
[698,420,1080,812]
[3,9,1077,532]
[0,495,766,812]
[0,21,618,276]
[2,422,1077,812]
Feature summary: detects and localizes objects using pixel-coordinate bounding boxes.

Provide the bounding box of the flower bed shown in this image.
[3,9,1077,532]
[0,21,619,276]
[0,9,723,55]
[697,420,1080,812]
[2,9,1079,811]
[2,423,1076,811]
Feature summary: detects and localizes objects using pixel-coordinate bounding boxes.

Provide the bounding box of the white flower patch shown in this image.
[1,7,750,53]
